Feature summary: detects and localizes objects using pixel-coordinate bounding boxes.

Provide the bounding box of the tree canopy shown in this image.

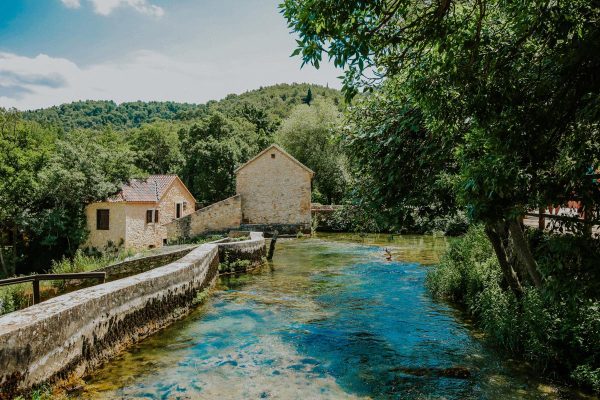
[281,0,600,293]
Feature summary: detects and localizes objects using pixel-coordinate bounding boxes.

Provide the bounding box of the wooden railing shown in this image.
[0,272,106,305]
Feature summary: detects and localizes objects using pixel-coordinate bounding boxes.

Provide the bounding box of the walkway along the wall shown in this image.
[0,233,266,398]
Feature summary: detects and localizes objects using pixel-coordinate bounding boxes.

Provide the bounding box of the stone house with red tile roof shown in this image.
[84,175,196,251]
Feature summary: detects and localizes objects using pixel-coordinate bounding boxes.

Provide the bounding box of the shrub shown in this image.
[426,225,600,392]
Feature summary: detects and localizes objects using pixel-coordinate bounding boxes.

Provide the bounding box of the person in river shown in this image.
[384,248,392,261]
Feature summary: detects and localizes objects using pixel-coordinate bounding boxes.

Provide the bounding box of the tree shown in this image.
[129,122,184,174]
[344,77,458,230]
[276,99,347,203]
[0,109,55,276]
[281,0,600,293]
[301,87,313,106]
[179,112,257,205]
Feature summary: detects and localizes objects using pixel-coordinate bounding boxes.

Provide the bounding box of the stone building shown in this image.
[85,175,196,251]
[235,144,314,233]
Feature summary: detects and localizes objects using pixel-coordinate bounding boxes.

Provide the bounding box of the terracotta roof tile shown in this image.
[108,175,178,202]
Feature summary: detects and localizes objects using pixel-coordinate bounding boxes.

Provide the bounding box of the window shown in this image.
[146,209,159,224]
[96,209,110,230]
[176,203,182,218]
[271,153,276,159]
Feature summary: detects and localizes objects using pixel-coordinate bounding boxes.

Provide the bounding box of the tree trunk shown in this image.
[10,225,18,276]
[485,223,524,298]
[0,241,7,278]
[508,219,543,288]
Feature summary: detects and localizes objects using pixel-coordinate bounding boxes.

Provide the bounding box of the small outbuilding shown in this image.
[84,175,196,251]
[235,144,314,233]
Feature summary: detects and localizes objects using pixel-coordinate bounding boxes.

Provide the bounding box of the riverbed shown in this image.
[82,233,592,399]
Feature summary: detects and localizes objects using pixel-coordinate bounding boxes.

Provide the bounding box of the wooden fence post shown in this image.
[267,230,278,261]
[32,278,40,305]
[538,207,545,231]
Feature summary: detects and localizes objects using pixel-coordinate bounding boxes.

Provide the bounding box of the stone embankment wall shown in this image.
[165,195,242,241]
[0,233,265,397]
[219,232,266,269]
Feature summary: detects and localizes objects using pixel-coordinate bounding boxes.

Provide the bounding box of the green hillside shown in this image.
[23,83,343,131]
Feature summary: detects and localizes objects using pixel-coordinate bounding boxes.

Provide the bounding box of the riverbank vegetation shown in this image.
[427,226,600,391]
[282,0,599,392]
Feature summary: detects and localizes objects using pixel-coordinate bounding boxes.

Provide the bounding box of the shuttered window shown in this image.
[146,209,159,224]
[96,209,110,230]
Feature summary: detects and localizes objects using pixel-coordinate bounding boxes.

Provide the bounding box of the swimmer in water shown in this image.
[384,248,392,261]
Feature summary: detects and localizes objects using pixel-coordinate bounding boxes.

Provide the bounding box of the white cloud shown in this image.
[90,0,164,17]
[61,0,164,17]
[61,0,81,9]
[0,51,341,110]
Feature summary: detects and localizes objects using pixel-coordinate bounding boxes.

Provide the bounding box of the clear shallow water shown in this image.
[83,234,593,399]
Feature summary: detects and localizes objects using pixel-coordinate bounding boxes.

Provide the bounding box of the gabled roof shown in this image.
[108,175,195,203]
[234,144,315,177]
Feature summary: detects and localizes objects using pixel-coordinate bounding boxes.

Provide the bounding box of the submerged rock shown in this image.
[391,366,471,379]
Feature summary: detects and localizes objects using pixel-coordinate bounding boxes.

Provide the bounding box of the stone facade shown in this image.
[235,144,314,232]
[85,176,195,251]
[165,195,242,241]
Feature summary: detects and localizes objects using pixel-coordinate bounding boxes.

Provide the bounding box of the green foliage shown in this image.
[301,87,313,106]
[343,77,460,229]
[219,258,252,275]
[129,122,184,174]
[427,226,600,391]
[23,100,201,131]
[192,287,211,306]
[276,98,348,203]
[179,112,258,204]
[0,283,32,315]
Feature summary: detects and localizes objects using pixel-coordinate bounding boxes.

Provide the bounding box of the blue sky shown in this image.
[0,0,341,110]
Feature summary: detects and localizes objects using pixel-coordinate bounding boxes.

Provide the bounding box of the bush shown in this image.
[426,225,600,392]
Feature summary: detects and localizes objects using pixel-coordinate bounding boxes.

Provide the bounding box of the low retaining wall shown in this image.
[219,232,266,271]
[165,195,242,240]
[0,232,266,397]
[97,246,198,280]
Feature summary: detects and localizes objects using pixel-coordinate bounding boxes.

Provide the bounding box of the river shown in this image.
[82,233,593,399]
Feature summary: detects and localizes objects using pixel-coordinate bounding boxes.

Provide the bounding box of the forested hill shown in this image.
[22,83,343,131]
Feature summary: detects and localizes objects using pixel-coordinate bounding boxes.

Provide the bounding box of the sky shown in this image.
[0,0,341,110]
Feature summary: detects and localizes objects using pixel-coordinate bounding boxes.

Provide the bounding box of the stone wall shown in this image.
[219,231,266,270]
[165,195,242,241]
[235,145,312,229]
[97,246,197,280]
[0,233,265,397]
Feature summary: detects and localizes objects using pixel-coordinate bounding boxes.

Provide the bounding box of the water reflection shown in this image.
[83,234,594,399]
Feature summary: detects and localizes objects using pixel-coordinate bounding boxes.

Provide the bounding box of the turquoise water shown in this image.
[83,234,589,399]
